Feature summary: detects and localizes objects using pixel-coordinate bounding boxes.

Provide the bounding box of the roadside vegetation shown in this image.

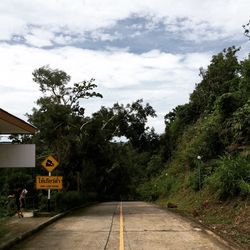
[0,46,249,247]
[137,47,250,248]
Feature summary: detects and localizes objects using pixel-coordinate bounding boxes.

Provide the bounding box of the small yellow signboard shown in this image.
[41,155,59,172]
[36,176,63,190]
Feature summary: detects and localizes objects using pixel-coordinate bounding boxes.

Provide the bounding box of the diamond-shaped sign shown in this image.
[41,155,59,172]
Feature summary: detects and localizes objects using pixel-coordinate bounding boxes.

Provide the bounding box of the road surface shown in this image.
[11,202,236,250]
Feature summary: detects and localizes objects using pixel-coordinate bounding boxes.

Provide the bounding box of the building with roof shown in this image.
[0,108,36,168]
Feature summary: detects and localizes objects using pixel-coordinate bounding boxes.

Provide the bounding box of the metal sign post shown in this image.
[40,155,60,212]
[48,172,51,212]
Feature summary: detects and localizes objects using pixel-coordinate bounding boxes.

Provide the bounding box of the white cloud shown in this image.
[25,28,55,47]
[90,30,122,42]
[0,0,249,44]
[0,43,212,133]
[53,35,74,45]
[0,14,27,40]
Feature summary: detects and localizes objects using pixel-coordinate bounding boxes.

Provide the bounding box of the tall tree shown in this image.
[28,66,102,189]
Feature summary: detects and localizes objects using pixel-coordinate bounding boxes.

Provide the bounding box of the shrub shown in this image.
[55,191,86,211]
[146,155,164,177]
[188,160,217,191]
[136,173,181,201]
[229,101,250,144]
[188,172,201,191]
[0,196,16,217]
[136,181,157,201]
[217,92,241,118]
[37,192,50,211]
[208,155,250,199]
[162,175,178,197]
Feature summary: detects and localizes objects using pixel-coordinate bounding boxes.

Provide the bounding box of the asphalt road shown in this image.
[11,202,236,250]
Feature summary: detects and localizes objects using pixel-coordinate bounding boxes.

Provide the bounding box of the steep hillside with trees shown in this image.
[137,47,250,248]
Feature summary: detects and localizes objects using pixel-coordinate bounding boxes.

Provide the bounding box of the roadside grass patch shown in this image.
[158,192,250,249]
[232,231,250,246]
[203,213,233,225]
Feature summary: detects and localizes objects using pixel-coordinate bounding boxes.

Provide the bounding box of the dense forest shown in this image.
[0,46,249,245]
[139,46,250,201]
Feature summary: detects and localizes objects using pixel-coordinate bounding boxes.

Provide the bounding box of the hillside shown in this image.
[137,47,250,248]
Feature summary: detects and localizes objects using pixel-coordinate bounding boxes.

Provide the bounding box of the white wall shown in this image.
[0,144,35,168]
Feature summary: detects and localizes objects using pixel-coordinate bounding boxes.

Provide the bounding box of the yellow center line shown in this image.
[119,201,124,250]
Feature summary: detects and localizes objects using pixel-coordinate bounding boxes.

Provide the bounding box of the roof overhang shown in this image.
[0,108,37,134]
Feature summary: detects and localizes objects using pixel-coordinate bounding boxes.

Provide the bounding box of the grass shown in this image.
[232,231,250,246]
[203,214,233,225]
[157,187,250,249]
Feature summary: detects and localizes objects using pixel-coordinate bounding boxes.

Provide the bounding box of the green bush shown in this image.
[136,173,179,201]
[0,196,16,217]
[188,172,201,191]
[176,113,223,171]
[37,192,50,211]
[217,92,241,118]
[188,160,217,191]
[136,181,157,201]
[55,191,86,211]
[208,155,250,199]
[146,155,164,177]
[229,101,250,144]
[162,175,177,197]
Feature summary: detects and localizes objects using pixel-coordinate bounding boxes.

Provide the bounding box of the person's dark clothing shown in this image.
[14,188,22,211]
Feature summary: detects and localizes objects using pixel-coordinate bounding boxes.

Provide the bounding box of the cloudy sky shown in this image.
[0,0,250,134]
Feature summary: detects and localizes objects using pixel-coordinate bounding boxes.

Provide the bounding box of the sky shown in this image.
[0,0,250,134]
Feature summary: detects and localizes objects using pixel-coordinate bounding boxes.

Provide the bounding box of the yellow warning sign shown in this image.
[36,176,63,189]
[41,155,59,172]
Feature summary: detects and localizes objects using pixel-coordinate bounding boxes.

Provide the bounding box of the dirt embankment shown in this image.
[198,199,250,250]
[165,198,250,249]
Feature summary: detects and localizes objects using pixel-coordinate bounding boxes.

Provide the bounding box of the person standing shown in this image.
[8,187,24,218]
[19,188,28,215]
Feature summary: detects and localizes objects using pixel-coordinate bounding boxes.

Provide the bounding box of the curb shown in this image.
[0,203,96,250]
[0,212,67,250]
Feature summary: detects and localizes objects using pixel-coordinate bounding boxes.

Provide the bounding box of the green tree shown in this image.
[190,47,240,115]
[32,66,102,112]
[77,99,160,199]
[28,66,102,190]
